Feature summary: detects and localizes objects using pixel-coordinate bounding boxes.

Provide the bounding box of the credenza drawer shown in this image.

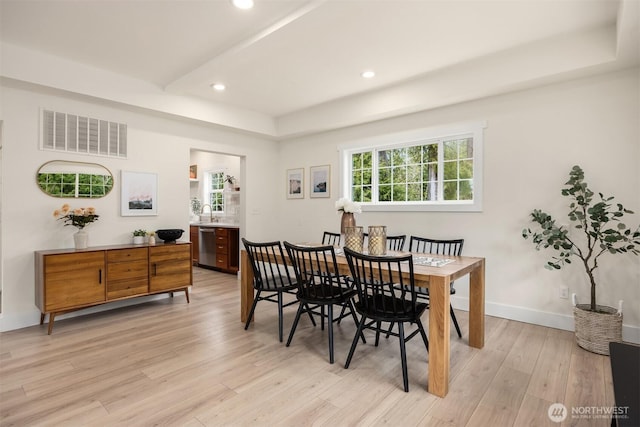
[107,247,147,263]
[107,278,148,299]
[108,259,148,281]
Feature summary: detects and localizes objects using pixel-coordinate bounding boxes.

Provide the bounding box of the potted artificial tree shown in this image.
[522,165,640,355]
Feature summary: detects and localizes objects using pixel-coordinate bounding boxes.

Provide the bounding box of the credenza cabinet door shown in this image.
[43,252,106,311]
[149,245,192,292]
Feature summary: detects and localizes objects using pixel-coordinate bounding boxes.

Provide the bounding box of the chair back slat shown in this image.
[362,233,407,251]
[242,238,295,290]
[322,231,341,246]
[284,242,349,299]
[409,236,464,256]
[344,247,418,319]
[386,235,406,251]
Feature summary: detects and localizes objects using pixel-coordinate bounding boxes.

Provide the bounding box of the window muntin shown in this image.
[351,151,372,202]
[341,122,484,212]
[35,160,114,199]
[37,172,113,198]
[206,171,225,213]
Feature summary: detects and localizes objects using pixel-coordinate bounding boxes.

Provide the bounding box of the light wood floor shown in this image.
[1,267,615,426]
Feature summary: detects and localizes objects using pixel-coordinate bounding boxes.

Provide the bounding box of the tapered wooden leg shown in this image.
[428,275,450,397]
[184,288,190,303]
[47,312,57,335]
[40,313,46,325]
[240,250,255,323]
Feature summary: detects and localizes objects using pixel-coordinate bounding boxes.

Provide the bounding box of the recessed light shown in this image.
[361,70,375,79]
[232,0,254,10]
[211,83,226,91]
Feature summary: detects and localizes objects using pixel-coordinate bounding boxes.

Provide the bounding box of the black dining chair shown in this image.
[387,235,406,251]
[362,233,407,252]
[408,236,465,338]
[242,238,311,342]
[322,231,341,246]
[283,241,362,364]
[336,233,406,324]
[343,247,429,392]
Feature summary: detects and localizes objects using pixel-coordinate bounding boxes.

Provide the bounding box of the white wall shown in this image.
[1,69,638,342]
[276,68,640,342]
[0,82,280,332]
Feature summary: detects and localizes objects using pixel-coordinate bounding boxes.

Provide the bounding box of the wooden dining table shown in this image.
[239,246,485,398]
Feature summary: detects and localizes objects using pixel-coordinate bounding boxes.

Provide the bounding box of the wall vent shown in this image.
[41,109,127,158]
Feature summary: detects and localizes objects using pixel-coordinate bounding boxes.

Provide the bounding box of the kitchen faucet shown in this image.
[201,204,213,222]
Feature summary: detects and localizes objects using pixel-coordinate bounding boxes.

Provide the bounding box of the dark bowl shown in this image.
[156,229,184,243]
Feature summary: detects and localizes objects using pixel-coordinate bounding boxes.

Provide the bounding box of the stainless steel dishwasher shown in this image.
[198,227,217,268]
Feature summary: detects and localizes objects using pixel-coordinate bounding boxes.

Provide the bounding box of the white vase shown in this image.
[133,236,145,245]
[74,229,88,249]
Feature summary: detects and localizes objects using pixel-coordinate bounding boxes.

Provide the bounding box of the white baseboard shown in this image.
[3,294,638,345]
[451,296,640,344]
[0,293,170,333]
[0,311,42,333]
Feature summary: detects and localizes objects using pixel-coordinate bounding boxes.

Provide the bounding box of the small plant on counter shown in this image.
[132,229,147,237]
[190,197,202,216]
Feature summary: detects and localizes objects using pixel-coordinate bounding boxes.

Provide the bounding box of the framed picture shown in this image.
[310,165,330,198]
[189,164,197,180]
[286,168,304,199]
[121,171,158,216]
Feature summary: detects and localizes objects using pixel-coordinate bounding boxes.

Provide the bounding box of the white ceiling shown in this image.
[1,0,638,138]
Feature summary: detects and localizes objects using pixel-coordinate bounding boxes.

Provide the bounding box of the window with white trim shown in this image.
[205,171,225,213]
[340,122,485,212]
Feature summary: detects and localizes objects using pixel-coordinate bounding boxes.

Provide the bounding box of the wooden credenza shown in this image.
[35,242,192,334]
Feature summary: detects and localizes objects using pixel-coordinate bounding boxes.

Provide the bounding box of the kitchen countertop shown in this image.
[190,222,239,229]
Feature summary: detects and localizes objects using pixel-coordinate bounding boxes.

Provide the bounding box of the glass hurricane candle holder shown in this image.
[368,225,387,256]
[344,226,364,253]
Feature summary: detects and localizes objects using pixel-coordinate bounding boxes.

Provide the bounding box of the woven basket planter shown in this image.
[574,304,622,355]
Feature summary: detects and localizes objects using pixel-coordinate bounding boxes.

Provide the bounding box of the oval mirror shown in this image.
[36,160,114,198]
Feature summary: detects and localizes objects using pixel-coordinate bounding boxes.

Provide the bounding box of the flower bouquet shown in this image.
[53,204,99,229]
[335,197,362,214]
